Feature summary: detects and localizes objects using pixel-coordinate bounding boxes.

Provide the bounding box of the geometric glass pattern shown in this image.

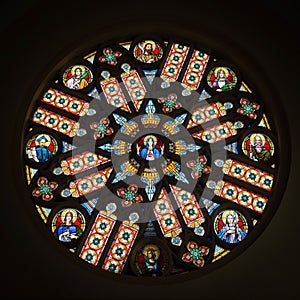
[22,34,285,279]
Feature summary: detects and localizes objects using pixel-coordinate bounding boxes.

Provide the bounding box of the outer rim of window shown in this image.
[15,17,291,284]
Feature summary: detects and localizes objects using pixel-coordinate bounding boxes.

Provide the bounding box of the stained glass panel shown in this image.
[22,34,285,279]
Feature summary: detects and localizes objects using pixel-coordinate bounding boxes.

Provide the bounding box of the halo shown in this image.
[71,65,86,75]
[250,133,266,146]
[35,134,51,146]
[221,210,238,225]
[143,135,157,146]
[141,40,156,50]
[60,208,78,224]
[214,66,229,77]
[142,244,160,258]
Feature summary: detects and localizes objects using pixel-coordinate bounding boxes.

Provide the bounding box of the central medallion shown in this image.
[135,134,164,161]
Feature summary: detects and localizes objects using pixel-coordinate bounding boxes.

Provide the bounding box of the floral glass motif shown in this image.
[187,155,211,179]
[158,93,182,113]
[182,241,209,267]
[90,118,113,140]
[117,185,143,207]
[32,177,58,201]
[99,48,122,66]
[237,98,260,119]
[22,33,283,280]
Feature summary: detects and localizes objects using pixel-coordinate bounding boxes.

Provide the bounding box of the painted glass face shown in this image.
[213,209,248,245]
[207,66,238,92]
[52,208,86,243]
[133,40,163,64]
[242,133,275,163]
[62,65,93,90]
[25,133,58,163]
[22,33,286,280]
[136,135,164,161]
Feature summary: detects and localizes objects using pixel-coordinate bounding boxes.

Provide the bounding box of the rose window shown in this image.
[22,34,287,280]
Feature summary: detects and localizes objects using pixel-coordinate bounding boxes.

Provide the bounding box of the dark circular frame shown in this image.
[15,17,291,285]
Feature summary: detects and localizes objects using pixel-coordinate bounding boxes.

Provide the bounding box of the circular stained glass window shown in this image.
[22,33,288,280]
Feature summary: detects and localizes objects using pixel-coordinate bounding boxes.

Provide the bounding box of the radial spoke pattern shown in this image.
[23,35,281,278]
